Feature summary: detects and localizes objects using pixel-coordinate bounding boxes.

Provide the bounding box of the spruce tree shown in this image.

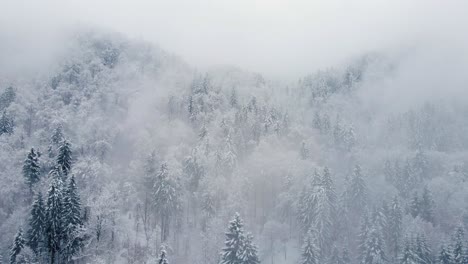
[439,245,451,264]
[415,234,432,264]
[346,164,367,216]
[221,213,244,264]
[153,163,179,242]
[452,226,465,264]
[27,193,46,256]
[0,110,14,135]
[62,175,83,261]
[45,174,64,264]
[400,238,420,264]
[9,228,25,264]
[157,246,169,264]
[56,140,72,177]
[23,148,41,195]
[301,233,319,264]
[388,196,403,261]
[410,192,420,218]
[420,187,434,223]
[239,233,260,264]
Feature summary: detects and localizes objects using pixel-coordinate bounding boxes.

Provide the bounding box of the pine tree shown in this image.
[346,164,368,217]
[23,148,41,195]
[9,228,25,264]
[153,163,179,242]
[388,196,403,261]
[362,224,387,264]
[0,86,16,111]
[62,175,83,261]
[439,245,451,264]
[239,233,260,264]
[400,238,420,264]
[45,174,64,264]
[300,142,309,160]
[452,226,465,264]
[415,234,432,264]
[56,140,72,177]
[0,110,14,135]
[27,193,46,256]
[221,213,244,264]
[342,248,351,264]
[301,233,319,264]
[420,187,434,223]
[157,246,169,264]
[329,246,342,264]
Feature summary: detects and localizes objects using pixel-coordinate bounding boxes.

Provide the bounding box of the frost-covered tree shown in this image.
[438,245,451,264]
[239,233,260,264]
[26,193,46,257]
[399,238,420,264]
[0,110,14,135]
[415,234,432,264]
[300,233,319,264]
[0,86,16,111]
[157,246,169,264]
[56,140,72,177]
[346,165,368,218]
[45,174,64,264]
[387,196,402,261]
[62,175,83,261]
[452,226,465,264]
[9,228,25,264]
[220,213,247,264]
[420,187,434,223]
[153,163,179,242]
[23,148,41,195]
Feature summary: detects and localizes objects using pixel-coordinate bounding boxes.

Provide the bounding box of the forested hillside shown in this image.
[1,29,468,264]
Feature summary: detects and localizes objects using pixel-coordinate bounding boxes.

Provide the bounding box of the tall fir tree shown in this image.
[388,196,403,261]
[438,245,451,264]
[23,148,41,196]
[452,226,465,264]
[9,228,25,264]
[415,234,433,264]
[62,175,83,261]
[27,193,46,257]
[45,174,64,264]
[301,233,319,264]
[346,164,368,217]
[157,246,169,264]
[56,140,72,177]
[399,238,420,264]
[420,187,434,223]
[221,213,245,264]
[153,163,179,242]
[0,110,14,135]
[239,233,260,264]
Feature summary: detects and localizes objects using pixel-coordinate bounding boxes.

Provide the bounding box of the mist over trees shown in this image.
[0,29,468,264]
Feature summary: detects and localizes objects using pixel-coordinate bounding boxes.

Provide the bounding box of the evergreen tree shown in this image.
[27,193,46,256]
[300,142,309,160]
[221,213,244,264]
[45,175,64,264]
[415,234,432,264]
[410,192,420,218]
[388,196,403,261]
[329,246,342,264]
[346,165,368,217]
[452,226,465,264]
[153,163,180,242]
[158,246,169,264]
[56,140,72,177]
[362,225,387,264]
[239,233,260,264]
[62,175,83,261]
[439,245,451,264]
[23,148,41,195]
[0,86,16,111]
[400,238,420,264]
[0,110,14,135]
[301,233,319,264]
[420,187,434,223]
[9,228,25,264]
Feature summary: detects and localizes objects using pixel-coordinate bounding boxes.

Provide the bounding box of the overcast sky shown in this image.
[1,0,467,79]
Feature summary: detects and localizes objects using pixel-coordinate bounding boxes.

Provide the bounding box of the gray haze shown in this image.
[2,0,468,79]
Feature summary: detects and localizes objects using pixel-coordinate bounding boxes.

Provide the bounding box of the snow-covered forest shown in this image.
[2,1,468,263]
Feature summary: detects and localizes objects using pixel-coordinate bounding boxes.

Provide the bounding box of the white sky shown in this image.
[1,0,467,79]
